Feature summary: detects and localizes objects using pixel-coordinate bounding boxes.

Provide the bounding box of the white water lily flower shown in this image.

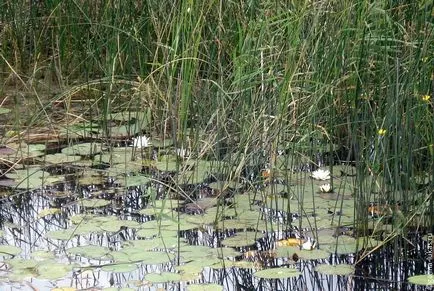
[302,238,316,250]
[311,169,330,180]
[319,183,332,193]
[133,135,151,148]
[175,147,190,158]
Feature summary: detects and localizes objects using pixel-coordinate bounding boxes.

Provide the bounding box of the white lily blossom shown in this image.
[311,169,330,180]
[133,135,151,148]
[175,147,190,158]
[319,183,332,193]
[302,238,316,250]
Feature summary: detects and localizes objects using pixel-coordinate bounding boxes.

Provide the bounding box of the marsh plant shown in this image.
[0,0,433,288]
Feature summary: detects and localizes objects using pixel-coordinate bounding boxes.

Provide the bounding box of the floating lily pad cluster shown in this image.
[1,245,78,281]
[58,110,151,139]
[1,120,428,290]
[0,167,54,189]
[38,211,249,284]
[46,214,141,239]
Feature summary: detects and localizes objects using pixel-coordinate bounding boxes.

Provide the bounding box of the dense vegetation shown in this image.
[0,0,432,255]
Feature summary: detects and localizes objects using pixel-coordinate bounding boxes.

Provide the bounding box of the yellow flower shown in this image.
[378,128,387,136]
[422,95,431,102]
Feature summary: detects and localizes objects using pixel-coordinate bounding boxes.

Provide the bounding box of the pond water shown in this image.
[0,115,432,290]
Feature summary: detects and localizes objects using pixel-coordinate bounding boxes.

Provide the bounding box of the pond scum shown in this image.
[0,1,433,290]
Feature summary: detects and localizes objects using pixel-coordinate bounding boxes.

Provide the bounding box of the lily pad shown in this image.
[179,245,215,259]
[232,260,256,269]
[144,272,182,283]
[73,221,104,235]
[100,219,141,232]
[0,108,11,114]
[30,250,55,260]
[13,176,49,189]
[151,138,174,148]
[42,153,82,164]
[262,197,292,212]
[408,274,434,286]
[150,199,182,209]
[108,250,131,263]
[155,156,180,172]
[315,263,355,276]
[117,175,151,187]
[62,142,103,156]
[216,218,256,231]
[136,228,161,238]
[139,219,176,230]
[77,198,111,208]
[183,212,219,225]
[275,246,299,258]
[254,267,301,279]
[7,143,46,159]
[210,259,237,269]
[322,239,358,255]
[6,258,39,269]
[182,257,222,268]
[139,208,174,217]
[110,162,144,175]
[8,267,37,281]
[6,168,50,180]
[46,228,77,240]
[296,249,330,260]
[123,250,175,265]
[124,236,186,251]
[176,263,203,275]
[101,263,138,273]
[36,261,74,280]
[66,245,110,259]
[97,148,135,165]
[0,245,22,257]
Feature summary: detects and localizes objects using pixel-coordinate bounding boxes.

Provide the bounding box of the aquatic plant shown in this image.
[0,0,432,289]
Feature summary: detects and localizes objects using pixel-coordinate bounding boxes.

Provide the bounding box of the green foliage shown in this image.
[0,0,432,268]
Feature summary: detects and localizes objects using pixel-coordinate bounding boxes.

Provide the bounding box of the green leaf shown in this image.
[77,198,111,208]
[101,263,138,273]
[36,261,74,280]
[221,232,263,247]
[408,274,434,286]
[61,142,103,156]
[0,245,22,257]
[144,272,182,283]
[66,245,110,259]
[0,108,11,115]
